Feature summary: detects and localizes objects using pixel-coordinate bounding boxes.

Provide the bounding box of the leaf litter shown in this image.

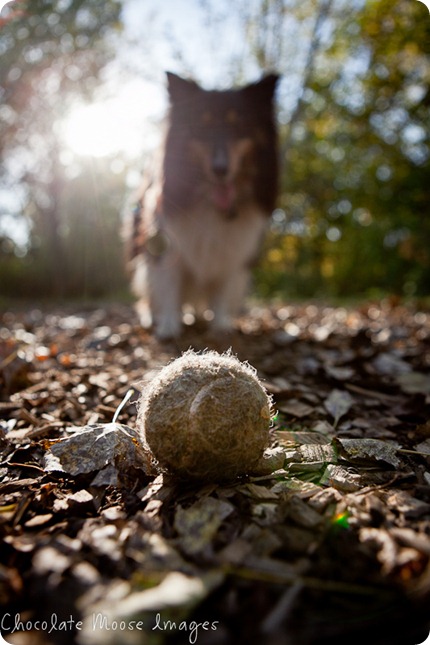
[0,302,430,644]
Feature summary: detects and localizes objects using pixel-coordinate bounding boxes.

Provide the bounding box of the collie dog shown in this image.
[126,72,279,339]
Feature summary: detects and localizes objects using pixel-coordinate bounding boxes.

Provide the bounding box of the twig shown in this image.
[223,564,386,596]
[261,582,304,633]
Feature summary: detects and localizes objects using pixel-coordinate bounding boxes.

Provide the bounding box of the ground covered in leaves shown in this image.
[1,301,430,645]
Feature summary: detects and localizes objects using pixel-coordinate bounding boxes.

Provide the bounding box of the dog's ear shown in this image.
[166,72,200,102]
[244,73,280,100]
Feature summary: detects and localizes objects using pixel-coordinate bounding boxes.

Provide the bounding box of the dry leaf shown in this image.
[320,464,363,492]
[396,372,430,395]
[277,400,314,418]
[174,496,234,556]
[336,438,401,468]
[43,423,155,482]
[275,430,332,446]
[324,389,354,426]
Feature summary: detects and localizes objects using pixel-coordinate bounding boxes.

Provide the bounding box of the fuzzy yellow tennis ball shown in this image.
[137,350,272,481]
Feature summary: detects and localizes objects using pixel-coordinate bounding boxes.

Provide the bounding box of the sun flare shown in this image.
[0,0,16,12]
[60,81,165,158]
[62,103,118,157]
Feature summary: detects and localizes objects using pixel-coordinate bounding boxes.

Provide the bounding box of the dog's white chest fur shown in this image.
[165,205,267,286]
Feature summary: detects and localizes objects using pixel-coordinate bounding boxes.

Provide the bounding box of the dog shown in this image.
[125,71,279,339]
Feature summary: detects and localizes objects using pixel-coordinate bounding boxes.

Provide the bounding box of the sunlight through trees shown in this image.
[0,0,429,300]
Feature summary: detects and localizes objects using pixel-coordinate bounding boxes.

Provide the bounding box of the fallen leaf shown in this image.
[396,372,430,395]
[277,400,314,418]
[285,495,323,528]
[43,423,155,482]
[275,431,332,446]
[252,502,279,526]
[297,444,338,464]
[324,365,355,381]
[174,496,234,556]
[414,439,430,455]
[251,446,286,475]
[359,528,398,573]
[238,482,279,500]
[287,444,338,475]
[385,490,430,519]
[271,478,322,497]
[324,389,354,427]
[372,353,412,376]
[320,464,363,492]
[336,438,401,468]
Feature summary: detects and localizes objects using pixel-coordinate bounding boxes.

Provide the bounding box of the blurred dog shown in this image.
[125,72,279,339]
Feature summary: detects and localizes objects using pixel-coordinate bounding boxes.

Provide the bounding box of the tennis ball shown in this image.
[137,350,272,481]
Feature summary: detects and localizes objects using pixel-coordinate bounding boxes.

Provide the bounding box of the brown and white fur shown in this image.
[125,72,279,339]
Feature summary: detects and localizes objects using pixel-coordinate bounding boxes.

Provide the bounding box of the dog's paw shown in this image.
[210,315,234,335]
[155,317,182,340]
[135,301,153,329]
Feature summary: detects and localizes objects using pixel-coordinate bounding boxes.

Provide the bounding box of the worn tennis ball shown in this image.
[137,350,272,481]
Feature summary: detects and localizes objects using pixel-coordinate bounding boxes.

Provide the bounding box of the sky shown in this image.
[61,0,255,161]
[121,0,252,86]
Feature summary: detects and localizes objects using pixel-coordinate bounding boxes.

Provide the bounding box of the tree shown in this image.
[0,0,123,297]
[255,0,430,298]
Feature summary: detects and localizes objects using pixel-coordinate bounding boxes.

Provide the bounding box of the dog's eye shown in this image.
[225,110,238,124]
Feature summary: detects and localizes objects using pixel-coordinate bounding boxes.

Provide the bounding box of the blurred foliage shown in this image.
[254,0,430,299]
[0,0,429,301]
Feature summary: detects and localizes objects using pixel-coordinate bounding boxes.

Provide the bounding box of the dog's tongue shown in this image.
[212,183,235,212]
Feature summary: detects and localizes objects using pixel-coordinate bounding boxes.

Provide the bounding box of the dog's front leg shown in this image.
[210,269,249,333]
[149,252,183,339]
